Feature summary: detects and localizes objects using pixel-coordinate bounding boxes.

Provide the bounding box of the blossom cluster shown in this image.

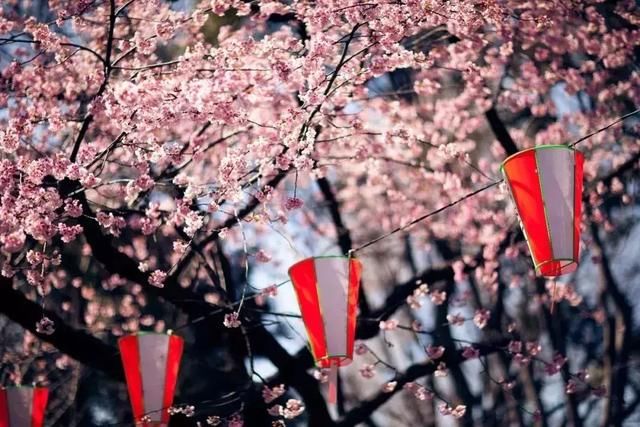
[0,0,634,424]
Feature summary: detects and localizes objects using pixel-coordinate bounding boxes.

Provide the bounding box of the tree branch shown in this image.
[316,177,353,254]
[336,338,510,427]
[316,177,372,319]
[0,277,124,381]
[590,218,633,426]
[534,277,582,427]
[69,0,116,162]
[357,265,454,338]
[192,171,288,252]
[599,150,640,188]
[486,107,519,156]
[58,175,334,425]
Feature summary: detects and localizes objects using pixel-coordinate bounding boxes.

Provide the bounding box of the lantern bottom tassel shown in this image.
[328,362,339,404]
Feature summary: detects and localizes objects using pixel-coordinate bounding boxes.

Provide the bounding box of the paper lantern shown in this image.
[288,256,362,403]
[119,332,184,426]
[501,145,584,277]
[0,386,48,427]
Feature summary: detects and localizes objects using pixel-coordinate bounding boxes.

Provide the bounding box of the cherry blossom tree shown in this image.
[1,0,639,426]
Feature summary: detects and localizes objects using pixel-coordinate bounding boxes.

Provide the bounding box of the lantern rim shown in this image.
[288,255,362,277]
[500,145,583,174]
[535,258,578,277]
[316,355,352,368]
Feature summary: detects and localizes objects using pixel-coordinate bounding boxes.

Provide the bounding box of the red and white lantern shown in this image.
[0,386,48,427]
[501,145,584,277]
[118,332,184,426]
[288,256,362,403]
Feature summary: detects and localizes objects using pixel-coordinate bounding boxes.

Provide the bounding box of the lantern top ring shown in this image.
[288,255,362,276]
[500,144,583,173]
[117,331,181,340]
[0,385,44,390]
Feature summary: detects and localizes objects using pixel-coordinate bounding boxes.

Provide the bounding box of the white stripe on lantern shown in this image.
[314,258,350,359]
[138,334,170,423]
[536,148,575,262]
[6,388,32,427]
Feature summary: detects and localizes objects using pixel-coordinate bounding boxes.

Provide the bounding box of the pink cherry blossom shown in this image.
[473,309,491,329]
[447,313,466,326]
[313,368,329,383]
[227,414,244,427]
[63,199,83,218]
[359,364,376,379]
[414,386,434,401]
[206,416,222,426]
[438,403,451,416]
[255,249,272,263]
[36,317,55,335]
[451,405,467,418]
[379,319,398,331]
[58,223,83,243]
[430,290,447,305]
[526,341,542,356]
[462,346,480,359]
[566,379,578,394]
[544,354,567,376]
[262,384,286,404]
[282,399,305,419]
[434,362,448,377]
[173,240,189,255]
[148,270,167,288]
[406,294,422,309]
[426,345,445,360]
[261,285,278,299]
[2,230,26,253]
[381,381,397,393]
[508,341,522,354]
[403,382,418,392]
[223,312,241,329]
[284,197,304,211]
[404,382,434,401]
[267,405,283,417]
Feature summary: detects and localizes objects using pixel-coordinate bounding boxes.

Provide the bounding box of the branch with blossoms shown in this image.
[3,132,638,425]
[55,164,330,423]
[336,338,511,427]
[340,327,619,427]
[1,1,640,426]
[265,145,640,423]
